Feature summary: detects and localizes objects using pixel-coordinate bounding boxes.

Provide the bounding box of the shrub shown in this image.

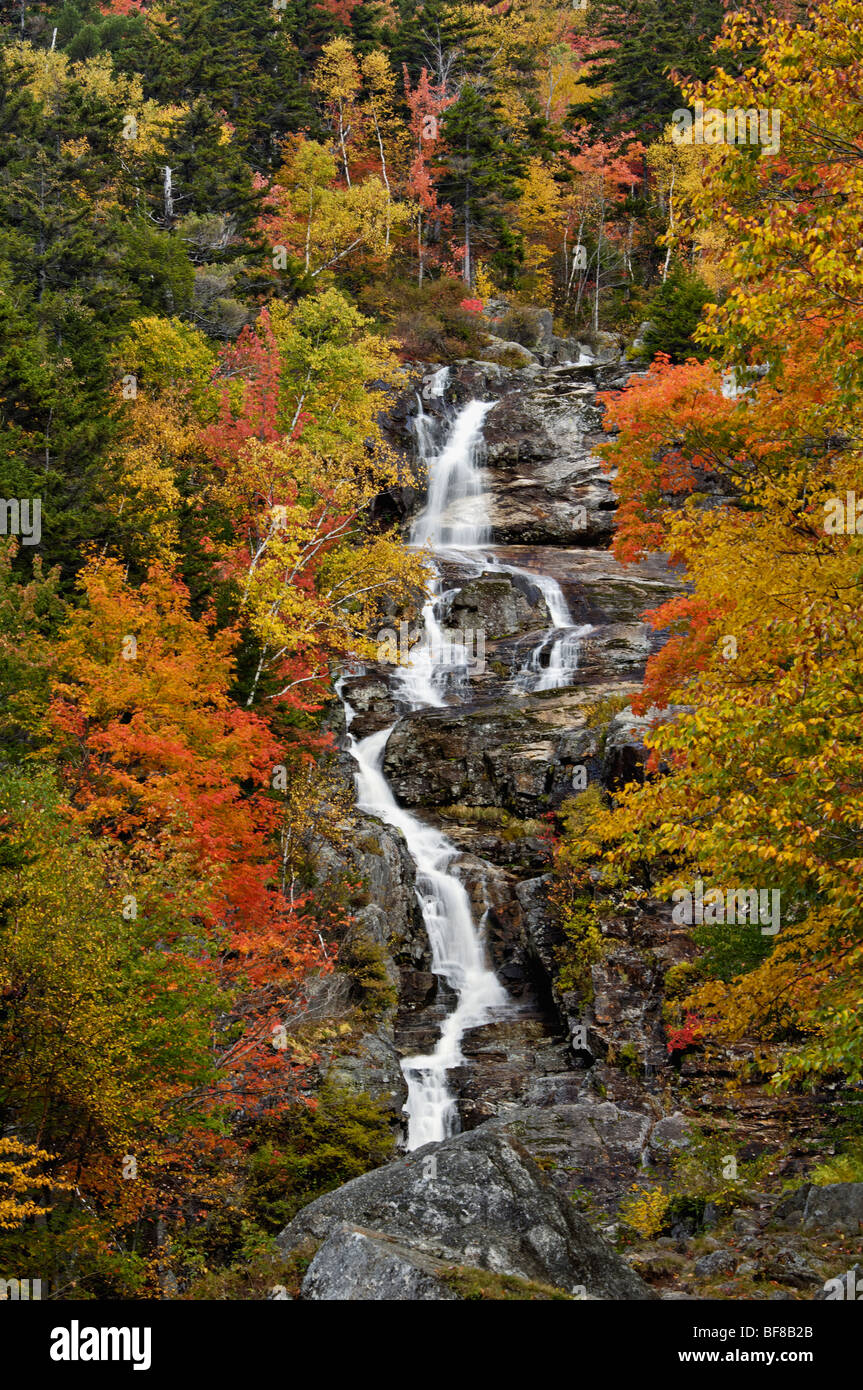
[811,1141,863,1185]
[668,1125,772,1206]
[619,1184,670,1239]
[244,1084,395,1232]
[357,277,488,361]
[666,1011,704,1055]
[489,304,544,348]
[184,1248,315,1301]
[663,959,702,1000]
[641,265,713,363]
[442,1268,573,1300]
[339,931,398,1020]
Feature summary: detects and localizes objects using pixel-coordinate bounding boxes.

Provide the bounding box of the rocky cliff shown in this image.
[285,346,861,1302]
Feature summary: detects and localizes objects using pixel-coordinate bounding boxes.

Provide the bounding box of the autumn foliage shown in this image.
[580,2,863,1089]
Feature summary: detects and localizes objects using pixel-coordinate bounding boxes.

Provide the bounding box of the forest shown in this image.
[0,0,861,1315]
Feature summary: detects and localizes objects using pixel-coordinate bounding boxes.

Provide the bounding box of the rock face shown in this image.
[326,1032,408,1120]
[482,366,621,546]
[442,570,550,639]
[310,342,863,1302]
[381,685,653,816]
[314,817,428,971]
[300,1224,460,1301]
[380,357,638,547]
[278,1127,654,1299]
[802,1183,863,1232]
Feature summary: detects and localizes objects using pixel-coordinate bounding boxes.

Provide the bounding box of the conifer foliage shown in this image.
[0,0,852,1300]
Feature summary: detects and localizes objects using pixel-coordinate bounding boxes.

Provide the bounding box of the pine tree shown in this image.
[436,83,524,287]
[145,0,318,169]
[570,0,726,142]
[0,48,193,576]
[641,263,713,362]
[158,99,264,251]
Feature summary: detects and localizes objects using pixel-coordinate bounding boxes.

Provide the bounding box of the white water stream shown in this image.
[342,368,592,1148]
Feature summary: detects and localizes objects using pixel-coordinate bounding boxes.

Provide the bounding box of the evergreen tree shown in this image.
[436,83,524,287]
[158,99,264,248]
[144,0,318,169]
[570,0,726,142]
[387,0,482,82]
[0,50,193,575]
[0,0,148,64]
[641,263,713,362]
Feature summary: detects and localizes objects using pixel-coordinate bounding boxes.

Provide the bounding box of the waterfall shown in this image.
[394,373,492,709]
[484,557,593,694]
[341,367,592,1149]
[409,396,493,551]
[343,710,507,1149]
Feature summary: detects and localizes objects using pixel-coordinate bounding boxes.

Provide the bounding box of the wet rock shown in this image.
[429,816,552,876]
[487,546,681,628]
[443,570,550,640]
[277,1126,655,1298]
[397,968,437,1011]
[577,624,654,680]
[331,346,859,1278]
[482,377,616,547]
[338,671,401,735]
[456,1018,583,1127]
[382,703,552,812]
[384,356,647,549]
[316,816,429,972]
[382,682,647,816]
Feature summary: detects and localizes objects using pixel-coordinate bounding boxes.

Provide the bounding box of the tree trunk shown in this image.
[593,197,604,334]
[464,184,472,289]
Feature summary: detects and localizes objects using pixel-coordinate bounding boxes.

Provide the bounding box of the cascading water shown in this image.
[410,396,493,551]
[482,556,593,694]
[393,373,493,708]
[508,569,593,693]
[341,367,592,1149]
[343,709,507,1148]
